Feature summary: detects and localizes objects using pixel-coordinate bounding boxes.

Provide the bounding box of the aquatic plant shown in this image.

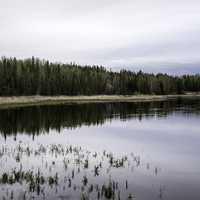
[0,142,161,200]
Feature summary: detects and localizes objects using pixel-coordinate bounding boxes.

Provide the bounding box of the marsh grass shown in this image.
[0,94,199,108]
[0,143,161,200]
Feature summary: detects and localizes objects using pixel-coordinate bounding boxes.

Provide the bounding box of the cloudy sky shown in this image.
[0,0,199,74]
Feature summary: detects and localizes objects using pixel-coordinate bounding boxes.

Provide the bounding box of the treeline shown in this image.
[0,57,200,96]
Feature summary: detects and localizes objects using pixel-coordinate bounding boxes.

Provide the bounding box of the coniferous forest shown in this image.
[0,57,200,96]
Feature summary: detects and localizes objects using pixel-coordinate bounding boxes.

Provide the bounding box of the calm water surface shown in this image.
[0,98,200,200]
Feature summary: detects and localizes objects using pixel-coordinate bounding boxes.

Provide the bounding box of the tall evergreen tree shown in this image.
[0,57,199,96]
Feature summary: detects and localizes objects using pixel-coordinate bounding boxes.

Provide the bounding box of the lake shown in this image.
[0,97,200,200]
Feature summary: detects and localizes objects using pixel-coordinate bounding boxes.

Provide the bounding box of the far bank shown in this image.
[0,94,200,108]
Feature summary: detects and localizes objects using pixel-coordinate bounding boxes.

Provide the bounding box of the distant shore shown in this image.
[0,94,199,108]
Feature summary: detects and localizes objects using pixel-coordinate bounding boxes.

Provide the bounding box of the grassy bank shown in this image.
[0,94,199,108]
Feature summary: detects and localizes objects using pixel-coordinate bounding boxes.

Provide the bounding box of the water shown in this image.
[0,97,200,200]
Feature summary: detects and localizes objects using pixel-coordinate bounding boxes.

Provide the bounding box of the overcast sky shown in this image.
[0,0,199,74]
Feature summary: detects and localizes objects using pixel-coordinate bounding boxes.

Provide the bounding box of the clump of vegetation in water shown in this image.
[0,143,161,200]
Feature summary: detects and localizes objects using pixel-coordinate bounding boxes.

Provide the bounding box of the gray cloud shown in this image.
[0,0,199,74]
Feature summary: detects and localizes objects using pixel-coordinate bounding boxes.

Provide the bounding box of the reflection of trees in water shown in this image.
[0,98,200,138]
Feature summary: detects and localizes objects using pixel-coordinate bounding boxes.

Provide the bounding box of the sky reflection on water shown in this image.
[0,99,200,200]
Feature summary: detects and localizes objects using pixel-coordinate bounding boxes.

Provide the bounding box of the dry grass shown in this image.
[0,94,199,108]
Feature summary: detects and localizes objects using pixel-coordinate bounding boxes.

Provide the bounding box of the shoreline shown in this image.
[0,94,199,109]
